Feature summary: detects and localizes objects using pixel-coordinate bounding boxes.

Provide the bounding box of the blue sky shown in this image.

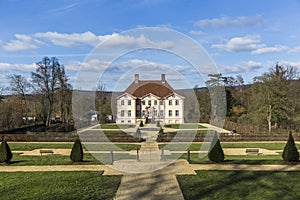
[1,0,300,91]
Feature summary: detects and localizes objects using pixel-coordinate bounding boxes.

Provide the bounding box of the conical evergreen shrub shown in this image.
[70,139,83,162]
[0,141,13,163]
[208,132,224,162]
[139,120,144,127]
[282,133,299,162]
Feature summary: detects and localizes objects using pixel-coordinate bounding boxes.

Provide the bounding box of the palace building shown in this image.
[116,74,184,124]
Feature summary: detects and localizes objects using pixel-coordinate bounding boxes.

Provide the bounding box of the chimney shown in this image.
[161,74,166,84]
[134,74,139,83]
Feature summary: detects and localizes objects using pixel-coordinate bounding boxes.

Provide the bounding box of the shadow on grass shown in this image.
[177,170,300,200]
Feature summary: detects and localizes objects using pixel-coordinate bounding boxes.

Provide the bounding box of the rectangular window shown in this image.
[175,110,179,117]
[154,110,157,116]
[121,110,124,117]
[142,101,145,105]
[121,120,124,123]
[128,110,131,117]
[175,100,179,106]
[169,100,172,106]
[121,100,124,106]
[160,110,164,117]
[154,100,157,105]
[128,120,131,123]
[148,100,151,106]
[128,100,131,106]
[169,110,172,117]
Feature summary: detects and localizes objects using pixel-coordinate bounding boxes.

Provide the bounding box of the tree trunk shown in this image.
[46,101,53,127]
[267,104,272,134]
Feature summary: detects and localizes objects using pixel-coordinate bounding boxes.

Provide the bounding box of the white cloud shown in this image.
[189,30,206,36]
[221,60,263,74]
[34,32,100,47]
[0,62,36,72]
[34,31,173,49]
[289,46,300,53]
[212,35,263,52]
[66,59,111,72]
[0,34,44,52]
[251,45,288,54]
[277,61,300,69]
[212,35,287,54]
[195,15,264,28]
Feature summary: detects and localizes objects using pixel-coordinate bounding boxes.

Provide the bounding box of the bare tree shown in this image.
[7,74,31,123]
[31,57,60,127]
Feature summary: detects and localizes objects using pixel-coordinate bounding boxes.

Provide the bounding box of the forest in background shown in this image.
[1,57,300,135]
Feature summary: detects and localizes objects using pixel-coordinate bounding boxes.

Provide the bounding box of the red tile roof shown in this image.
[124,80,175,98]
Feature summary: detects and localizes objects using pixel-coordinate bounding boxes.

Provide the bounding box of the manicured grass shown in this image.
[177,170,300,200]
[10,153,136,166]
[8,142,73,151]
[84,143,140,151]
[167,153,286,165]
[0,171,121,200]
[9,142,140,151]
[93,124,136,129]
[164,124,207,129]
[159,142,300,151]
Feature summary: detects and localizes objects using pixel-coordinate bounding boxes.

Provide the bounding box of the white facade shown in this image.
[164,93,184,124]
[116,93,136,124]
[116,74,185,124]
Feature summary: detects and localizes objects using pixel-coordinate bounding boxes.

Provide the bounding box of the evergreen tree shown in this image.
[139,120,144,127]
[208,132,224,162]
[70,139,83,162]
[0,141,13,163]
[282,133,299,162]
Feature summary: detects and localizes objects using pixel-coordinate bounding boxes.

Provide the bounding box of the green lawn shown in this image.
[8,142,74,151]
[177,170,300,200]
[93,124,136,129]
[0,171,121,200]
[159,142,298,151]
[164,124,207,129]
[166,153,287,165]
[10,152,136,166]
[9,142,140,151]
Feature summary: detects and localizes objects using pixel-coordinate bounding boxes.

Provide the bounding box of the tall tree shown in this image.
[95,83,111,123]
[57,65,72,123]
[249,64,298,133]
[31,57,61,127]
[7,74,31,123]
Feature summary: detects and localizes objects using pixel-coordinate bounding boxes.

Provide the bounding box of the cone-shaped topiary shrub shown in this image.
[208,132,224,163]
[0,141,13,163]
[70,139,83,162]
[282,133,299,162]
[139,120,144,127]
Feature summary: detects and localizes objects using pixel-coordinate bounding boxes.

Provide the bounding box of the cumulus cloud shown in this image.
[194,15,264,28]
[66,59,111,72]
[212,35,263,52]
[221,60,263,74]
[0,62,36,72]
[34,31,173,49]
[277,61,300,69]
[0,34,45,52]
[289,46,300,53]
[212,35,287,54]
[251,45,288,54]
